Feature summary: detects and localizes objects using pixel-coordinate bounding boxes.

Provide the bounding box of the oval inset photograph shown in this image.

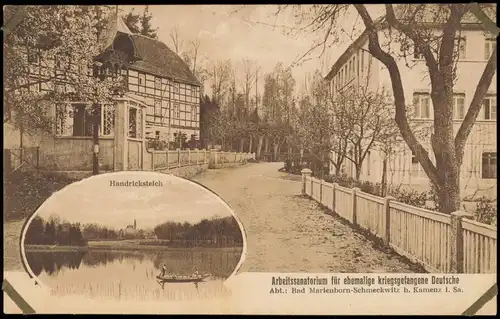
[21,171,246,303]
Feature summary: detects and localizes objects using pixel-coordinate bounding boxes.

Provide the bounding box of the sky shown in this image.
[35,172,234,230]
[120,4,384,96]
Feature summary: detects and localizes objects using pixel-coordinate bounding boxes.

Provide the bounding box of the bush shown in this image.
[4,171,80,221]
[322,174,430,208]
[387,185,428,208]
[474,197,497,226]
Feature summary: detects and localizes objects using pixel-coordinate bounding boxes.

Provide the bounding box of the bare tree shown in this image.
[209,59,232,107]
[277,4,497,213]
[169,24,184,54]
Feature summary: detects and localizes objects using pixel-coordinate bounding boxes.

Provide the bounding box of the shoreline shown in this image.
[24,244,243,253]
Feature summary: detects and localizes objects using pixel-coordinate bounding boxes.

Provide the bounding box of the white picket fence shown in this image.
[302,172,497,274]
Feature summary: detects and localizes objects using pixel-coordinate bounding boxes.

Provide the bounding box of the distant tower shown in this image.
[134,219,137,230]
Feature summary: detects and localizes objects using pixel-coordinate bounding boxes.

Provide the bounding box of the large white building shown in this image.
[325,17,497,199]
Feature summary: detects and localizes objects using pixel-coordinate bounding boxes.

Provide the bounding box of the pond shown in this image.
[25,248,242,302]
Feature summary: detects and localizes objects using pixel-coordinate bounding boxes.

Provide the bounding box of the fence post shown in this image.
[331,182,337,213]
[152,151,155,171]
[166,151,169,170]
[319,179,323,205]
[178,149,181,167]
[301,168,312,196]
[188,149,191,165]
[351,187,359,225]
[450,211,474,273]
[383,196,395,247]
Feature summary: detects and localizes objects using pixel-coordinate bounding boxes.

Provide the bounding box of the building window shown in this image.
[483,95,496,120]
[361,51,364,71]
[482,152,497,179]
[187,85,193,96]
[452,94,465,119]
[27,50,40,64]
[356,54,359,77]
[455,37,466,59]
[173,103,180,119]
[411,151,425,177]
[485,37,496,60]
[154,77,161,90]
[413,93,431,119]
[173,82,180,93]
[56,104,94,137]
[138,73,145,86]
[191,106,197,121]
[129,108,137,138]
[101,104,115,136]
[154,99,161,116]
[367,151,371,176]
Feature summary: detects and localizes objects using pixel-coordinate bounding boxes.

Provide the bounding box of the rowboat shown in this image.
[156,273,210,283]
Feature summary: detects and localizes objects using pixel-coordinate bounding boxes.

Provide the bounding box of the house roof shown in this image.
[324,17,386,81]
[325,7,497,81]
[127,33,201,86]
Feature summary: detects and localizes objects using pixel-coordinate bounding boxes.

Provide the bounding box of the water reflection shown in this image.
[25,249,242,301]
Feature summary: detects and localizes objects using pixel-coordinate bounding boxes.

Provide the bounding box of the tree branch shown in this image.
[354,4,441,186]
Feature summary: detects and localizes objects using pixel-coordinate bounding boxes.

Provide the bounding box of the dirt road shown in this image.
[191,162,417,273]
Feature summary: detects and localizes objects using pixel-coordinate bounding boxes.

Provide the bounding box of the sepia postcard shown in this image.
[3,4,498,315]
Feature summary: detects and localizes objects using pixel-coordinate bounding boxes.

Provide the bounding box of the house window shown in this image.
[485,37,496,60]
[173,103,180,119]
[173,82,180,93]
[129,107,137,138]
[138,73,145,86]
[154,77,161,90]
[56,104,94,137]
[27,50,40,64]
[154,99,161,116]
[413,93,431,119]
[101,104,115,136]
[483,95,496,120]
[191,106,198,121]
[452,94,465,119]
[455,37,466,59]
[482,152,497,179]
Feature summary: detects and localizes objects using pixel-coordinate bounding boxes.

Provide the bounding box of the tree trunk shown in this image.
[239,138,244,153]
[248,136,253,153]
[355,164,362,181]
[335,164,341,176]
[272,143,278,162]
[264,137,269,153]
[381,156,388,197]
[256,135,263,160]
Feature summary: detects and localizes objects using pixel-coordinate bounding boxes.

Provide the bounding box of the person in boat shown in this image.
[159,264,167,277]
